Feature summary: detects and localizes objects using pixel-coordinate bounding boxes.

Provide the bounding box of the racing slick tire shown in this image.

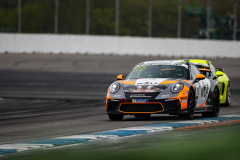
[134,114,151,118]
[224,82,231,106]
[202,87,220,117]
[108,114,124,121]
[179,89,195,120]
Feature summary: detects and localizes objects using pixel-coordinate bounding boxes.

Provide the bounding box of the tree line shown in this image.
[0,0,239,38]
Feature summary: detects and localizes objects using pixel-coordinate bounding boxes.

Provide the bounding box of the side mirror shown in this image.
[216,68,224,72]
[195,74,205,81]
[117,74,123,80]
[215,71,223,77]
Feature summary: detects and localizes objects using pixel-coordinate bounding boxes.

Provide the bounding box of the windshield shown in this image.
[200,70,211,77]
[194,63,210,69]
[193,63,211,77]
[126,65,190,79]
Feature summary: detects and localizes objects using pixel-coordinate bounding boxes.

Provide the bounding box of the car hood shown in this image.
[121,78,181,93]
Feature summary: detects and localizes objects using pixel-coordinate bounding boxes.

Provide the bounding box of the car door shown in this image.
[190,64,202,107]
[190,64,210,108]
[210,63,224,101]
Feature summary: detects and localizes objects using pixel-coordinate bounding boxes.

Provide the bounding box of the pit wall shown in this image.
[0,33,239,58]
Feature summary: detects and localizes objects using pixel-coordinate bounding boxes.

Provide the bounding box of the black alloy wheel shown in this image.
[224,82,231,106]
[134,114,151,118]
[108,114,124,121]
[202,87,220,117]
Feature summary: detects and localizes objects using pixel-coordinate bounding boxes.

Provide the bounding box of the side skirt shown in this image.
[194,105,213,113]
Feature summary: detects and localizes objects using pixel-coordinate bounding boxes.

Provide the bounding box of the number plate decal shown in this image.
[132,99,149,103]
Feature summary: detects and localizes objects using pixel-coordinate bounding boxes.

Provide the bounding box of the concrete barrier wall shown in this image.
[0,33,239,58]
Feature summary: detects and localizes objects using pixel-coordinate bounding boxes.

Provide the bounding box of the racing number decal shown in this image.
[195,79,211,107]
[194,83,200,100]
[203,84,209,98]
[200,81,209,99]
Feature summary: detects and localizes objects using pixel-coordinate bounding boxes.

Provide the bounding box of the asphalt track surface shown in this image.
[0,54,240,144]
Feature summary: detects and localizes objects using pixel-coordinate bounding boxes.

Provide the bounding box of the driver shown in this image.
[147,67,160,78]
[175,68,185,78]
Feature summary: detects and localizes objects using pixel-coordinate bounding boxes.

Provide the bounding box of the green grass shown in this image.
[2,124,240,160]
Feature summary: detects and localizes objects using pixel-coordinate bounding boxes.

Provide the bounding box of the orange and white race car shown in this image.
[106,60,220,120]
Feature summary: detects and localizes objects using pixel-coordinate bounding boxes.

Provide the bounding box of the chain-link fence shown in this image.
[0,0,239,40]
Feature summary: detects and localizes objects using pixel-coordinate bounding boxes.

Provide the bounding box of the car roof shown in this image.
[183,59,210,64]
[135,60,189,69]
[139,60,188,65]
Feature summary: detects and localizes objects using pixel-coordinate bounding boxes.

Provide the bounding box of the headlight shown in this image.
[110,82,120,93]
[171,82,184,92]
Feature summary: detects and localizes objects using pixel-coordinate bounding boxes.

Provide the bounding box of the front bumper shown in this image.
[106,99,188,115]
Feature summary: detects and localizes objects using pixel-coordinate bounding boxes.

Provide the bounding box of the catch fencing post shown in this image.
[206,0,212,39]
[115,0,119,36]
[86,0,90,34]
[148,0,152,37]
[55,0,58,34]
[177,0,183,38]
[18,0,21,33]
[233,0,239,40]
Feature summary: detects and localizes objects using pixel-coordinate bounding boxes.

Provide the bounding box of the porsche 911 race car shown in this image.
[106,60,220,120]
[183,59,231,106]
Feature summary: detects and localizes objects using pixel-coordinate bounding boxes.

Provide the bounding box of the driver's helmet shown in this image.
[175,67,185,78]
[147,68,159,78]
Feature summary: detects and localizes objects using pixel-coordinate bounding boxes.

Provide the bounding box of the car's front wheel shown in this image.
[179,89,195,120]
[186,89,195,119]
[108,114,124,121]
[224,82,231,106]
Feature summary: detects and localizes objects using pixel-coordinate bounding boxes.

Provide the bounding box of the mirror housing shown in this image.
[195,74,205,81]
[215,71,223,77]
[117,74,123,80]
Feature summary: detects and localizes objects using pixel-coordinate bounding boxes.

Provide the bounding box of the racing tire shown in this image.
[134,114,151,118]
[179,89,195,120]
[108,114,124,121]
[202,87,220,117]
[224,82,231,106]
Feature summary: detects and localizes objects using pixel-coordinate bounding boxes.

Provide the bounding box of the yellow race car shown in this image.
[183,59,231,106]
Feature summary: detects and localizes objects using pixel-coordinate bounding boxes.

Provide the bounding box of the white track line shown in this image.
[114,126,173,133]
[54,135,119,141]
[220,114,240,117]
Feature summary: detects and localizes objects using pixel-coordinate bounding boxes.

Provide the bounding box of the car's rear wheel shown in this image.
[108,114,124,121]
[202,87,220,117]
[224,82,231,106]
[134,114,151,118]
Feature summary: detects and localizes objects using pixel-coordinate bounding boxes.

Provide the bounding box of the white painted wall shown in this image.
[0,33,239,58]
